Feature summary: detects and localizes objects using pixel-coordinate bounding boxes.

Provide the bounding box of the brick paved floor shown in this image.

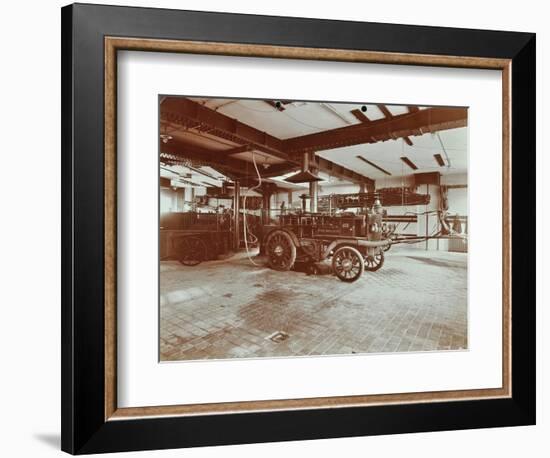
[160,247,467,361]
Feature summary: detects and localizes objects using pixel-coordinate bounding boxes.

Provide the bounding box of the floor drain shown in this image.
[266,331,289,343]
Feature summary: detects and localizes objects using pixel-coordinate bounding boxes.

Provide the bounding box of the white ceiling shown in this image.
[195,97,413,139]
[178,97,467,182]
[318,127,467,180]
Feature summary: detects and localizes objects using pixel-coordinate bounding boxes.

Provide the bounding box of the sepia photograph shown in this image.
[159,96,468,362]
[56,3,537,453]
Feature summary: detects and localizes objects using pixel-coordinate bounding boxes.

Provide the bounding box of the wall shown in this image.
[0,1,544,458]
[447,187,468,216]
[160,187,186,213]
[319,183,362,195]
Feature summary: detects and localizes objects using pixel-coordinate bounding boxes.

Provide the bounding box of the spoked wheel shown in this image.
[176,236,207,266]
[265,230,297,271]
[364,250,384,271]
[332,246,364,282]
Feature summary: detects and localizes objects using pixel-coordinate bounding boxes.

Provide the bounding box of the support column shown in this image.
[359,182,366,193]
[233,181,240,249]
[287,191,293,209]
[309,152,318,213]
[262,191,271,225]
[190,187,196,211]
[177,188,185,211]
[309,181,318,213]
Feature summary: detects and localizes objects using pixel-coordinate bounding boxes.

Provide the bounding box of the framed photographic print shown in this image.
[61,3,536,454]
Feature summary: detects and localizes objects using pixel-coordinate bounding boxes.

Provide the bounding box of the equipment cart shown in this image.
[160,211,232,266]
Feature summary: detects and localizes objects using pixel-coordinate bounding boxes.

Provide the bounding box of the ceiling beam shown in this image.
[246,157,373,187]
[161,97,290,162]
[215,145,251,156]
[377,104,394,119]
[356,155,392,176]
[400,156,418,171]
[377,104,413,146]
[350,108,370,123]
[433,153,446,167]
[161,139,374,186]
[316,156,375,187]
[161,98,378,186]
[354,107,412,145]
[161,139,260,179]
[284,107,467,155]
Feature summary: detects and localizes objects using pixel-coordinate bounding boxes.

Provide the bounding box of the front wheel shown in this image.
[332,246,364,282]
[364,251,384,271]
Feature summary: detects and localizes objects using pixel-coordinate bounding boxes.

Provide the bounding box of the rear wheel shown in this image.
[332,246,364,282]
[364,251,384,271]
[265,230,297,271]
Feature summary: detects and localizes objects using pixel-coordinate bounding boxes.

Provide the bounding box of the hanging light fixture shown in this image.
[284,152,322,183]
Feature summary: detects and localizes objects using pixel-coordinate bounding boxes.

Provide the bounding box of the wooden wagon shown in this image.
[160,212,232,266]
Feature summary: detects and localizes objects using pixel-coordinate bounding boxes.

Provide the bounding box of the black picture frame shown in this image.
[61,3,536,454]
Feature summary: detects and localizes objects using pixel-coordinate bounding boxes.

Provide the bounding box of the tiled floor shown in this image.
[160,247,467,361]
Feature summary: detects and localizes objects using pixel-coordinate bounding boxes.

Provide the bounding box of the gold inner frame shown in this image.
[104,37,512,421]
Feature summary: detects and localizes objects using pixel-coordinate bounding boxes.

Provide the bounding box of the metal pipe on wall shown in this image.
[234,181,240,249]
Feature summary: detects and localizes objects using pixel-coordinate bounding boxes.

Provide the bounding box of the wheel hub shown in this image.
[274,245,284,256]
[341,258,352,271]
